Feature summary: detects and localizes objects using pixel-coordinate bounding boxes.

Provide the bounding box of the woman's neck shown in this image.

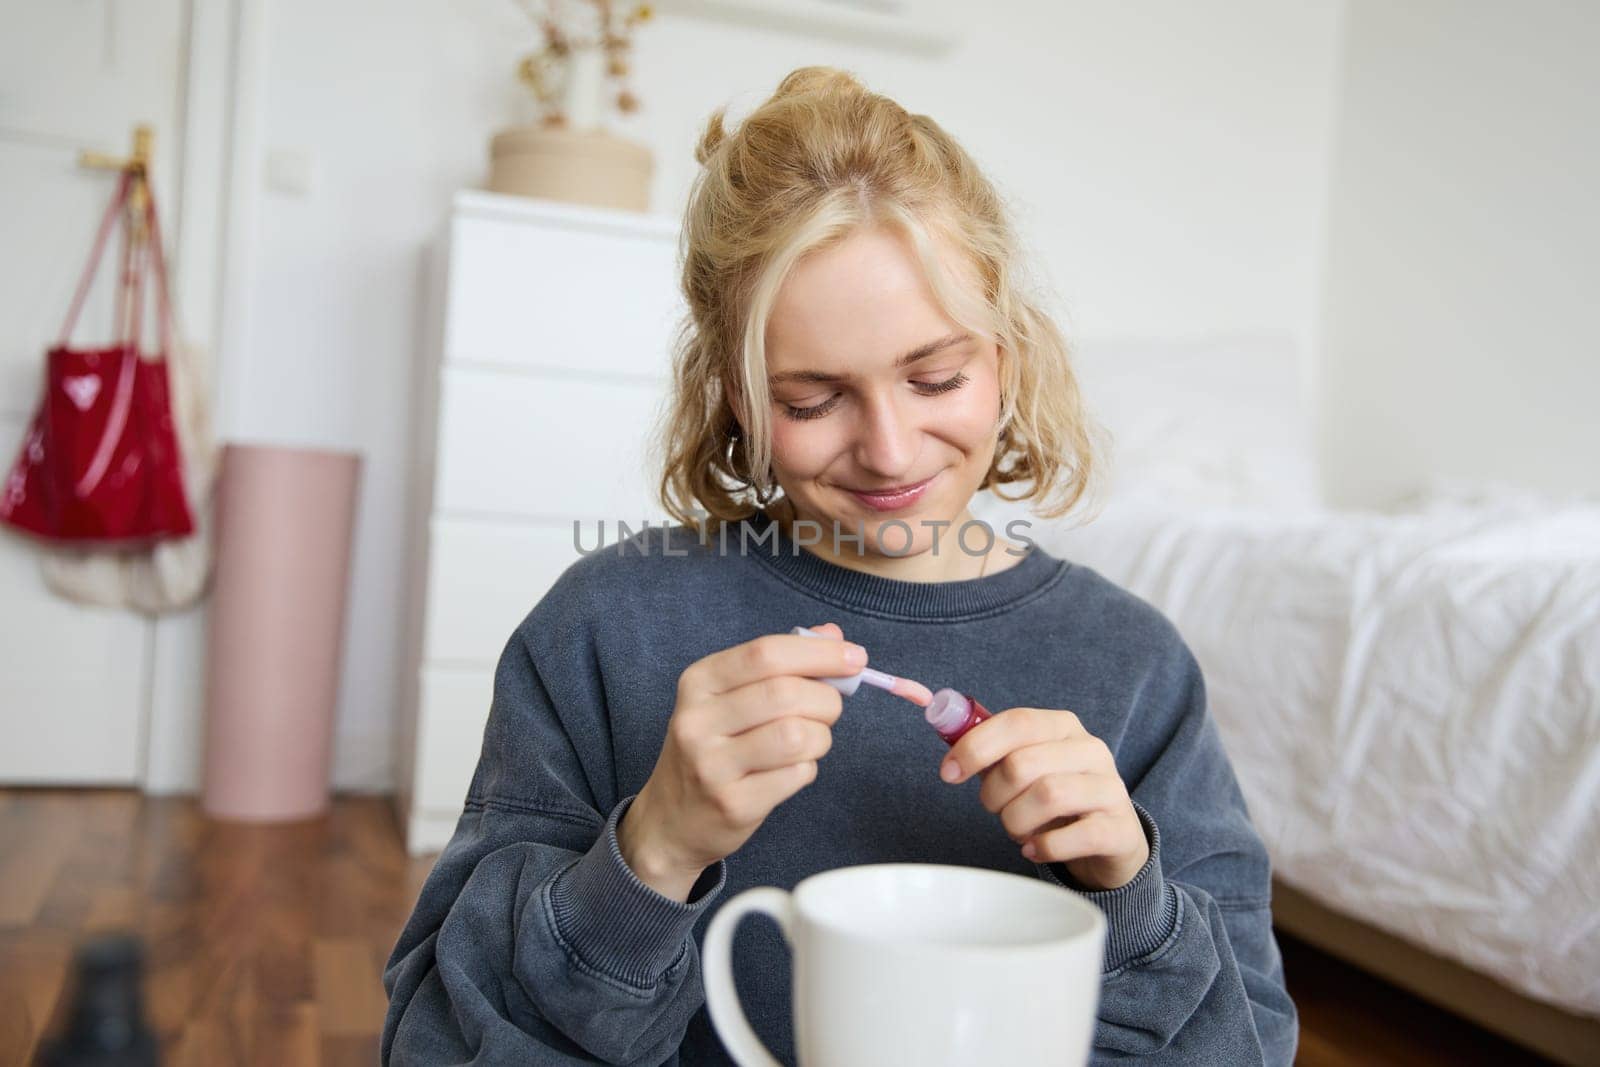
[763,499,1025,583]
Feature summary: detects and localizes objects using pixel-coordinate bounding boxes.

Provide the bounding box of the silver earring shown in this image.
[727,429,777,505]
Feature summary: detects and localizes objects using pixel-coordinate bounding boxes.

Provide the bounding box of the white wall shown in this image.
[1317,1,1600,508]
[206,0,1344,790]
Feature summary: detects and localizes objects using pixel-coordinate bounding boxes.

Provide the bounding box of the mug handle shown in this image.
[702,887,793,1067]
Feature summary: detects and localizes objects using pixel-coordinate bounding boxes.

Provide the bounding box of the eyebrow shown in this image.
[768,331,974,385]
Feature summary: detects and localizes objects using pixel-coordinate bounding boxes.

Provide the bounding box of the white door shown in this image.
[0,1,195,783]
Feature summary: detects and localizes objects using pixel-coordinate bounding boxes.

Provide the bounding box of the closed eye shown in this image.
[913,371,969,396]
[781,395,841,421]
[779,372,971,421]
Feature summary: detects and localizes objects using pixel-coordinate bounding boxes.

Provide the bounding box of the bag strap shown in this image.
[141,185,176,360]
[58,170,133,349]
[56,171,175,360]
[116,195,141,352]
[69,177,184,500]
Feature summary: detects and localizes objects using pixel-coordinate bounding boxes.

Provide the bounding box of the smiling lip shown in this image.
[844,473,938,511]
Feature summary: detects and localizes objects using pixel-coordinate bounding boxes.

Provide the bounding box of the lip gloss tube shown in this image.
[924,688,993,745]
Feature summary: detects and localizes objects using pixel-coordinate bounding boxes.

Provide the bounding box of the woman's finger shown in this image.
[715,673,844,735]
[1025,811,1129,866]
[724,759,821,824]
[977,737,1110,814]
[685,630,867,698]
[726,715,835,775]
[941,706,1086,784]
[998,771,1121,841]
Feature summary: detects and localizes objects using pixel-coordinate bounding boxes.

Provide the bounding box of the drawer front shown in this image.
[414,666,493,813]
[445,213,683,380]
[422,519,583,666]
[434,365,670,522]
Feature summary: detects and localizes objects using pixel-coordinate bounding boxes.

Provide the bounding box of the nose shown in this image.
[852,389,920,477]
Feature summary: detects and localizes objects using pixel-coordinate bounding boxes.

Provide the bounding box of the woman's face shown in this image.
[758,224,1003,559]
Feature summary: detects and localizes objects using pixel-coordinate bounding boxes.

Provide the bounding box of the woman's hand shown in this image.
[940,707,1149,891]
[618,623,864,902]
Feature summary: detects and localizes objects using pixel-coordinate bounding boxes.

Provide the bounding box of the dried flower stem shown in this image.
[511,0,653,124]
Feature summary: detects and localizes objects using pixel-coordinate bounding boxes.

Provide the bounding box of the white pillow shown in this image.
[1067,334,1323,514]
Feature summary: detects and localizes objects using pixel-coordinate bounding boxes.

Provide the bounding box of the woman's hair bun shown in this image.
[694,107,729,166]
[771,65,868,101]
[695,68,871,166]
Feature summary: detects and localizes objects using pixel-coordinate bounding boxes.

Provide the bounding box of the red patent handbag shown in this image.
[0,170,195,545]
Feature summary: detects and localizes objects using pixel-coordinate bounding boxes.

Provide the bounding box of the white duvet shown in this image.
[983,489,1600,1017]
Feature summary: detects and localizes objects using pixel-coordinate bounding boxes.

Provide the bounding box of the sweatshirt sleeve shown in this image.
[1035,633,1299,1065]
[381,616,726,1066]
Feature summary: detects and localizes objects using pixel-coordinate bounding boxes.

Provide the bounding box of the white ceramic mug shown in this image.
[702,863,1106,1066]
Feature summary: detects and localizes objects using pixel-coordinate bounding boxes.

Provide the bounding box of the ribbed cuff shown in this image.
[546,794,727,989]
[1035,799,1179,973]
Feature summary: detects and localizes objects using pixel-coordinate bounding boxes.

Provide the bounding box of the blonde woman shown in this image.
[384,67,1297,1065]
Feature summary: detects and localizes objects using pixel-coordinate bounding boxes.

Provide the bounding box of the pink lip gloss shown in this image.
[924,688,993,745]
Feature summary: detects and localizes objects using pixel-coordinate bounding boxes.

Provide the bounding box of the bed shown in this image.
[973,335,1600,1064]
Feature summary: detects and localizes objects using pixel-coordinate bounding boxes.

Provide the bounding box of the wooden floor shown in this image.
[0,789,433,1067]
[0,790,1558,1066]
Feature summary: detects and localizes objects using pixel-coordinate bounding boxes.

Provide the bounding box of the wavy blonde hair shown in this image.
[654,66,1101,533]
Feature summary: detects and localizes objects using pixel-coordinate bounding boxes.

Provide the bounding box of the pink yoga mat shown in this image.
[201,444,362,821]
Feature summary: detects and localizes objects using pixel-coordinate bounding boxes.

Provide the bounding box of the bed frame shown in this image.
[1271,879,1600,1066]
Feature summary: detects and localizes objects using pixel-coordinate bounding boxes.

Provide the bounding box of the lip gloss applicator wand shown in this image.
[790,628,992,745]
[790,627,933,706]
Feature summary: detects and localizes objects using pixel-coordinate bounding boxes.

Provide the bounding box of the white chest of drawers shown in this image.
[397,191,683,854]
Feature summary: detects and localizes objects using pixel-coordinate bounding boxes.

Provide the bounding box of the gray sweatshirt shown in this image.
[382,511,1298,1064]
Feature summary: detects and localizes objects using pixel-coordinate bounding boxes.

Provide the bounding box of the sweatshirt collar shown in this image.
[729,508,1068,622]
